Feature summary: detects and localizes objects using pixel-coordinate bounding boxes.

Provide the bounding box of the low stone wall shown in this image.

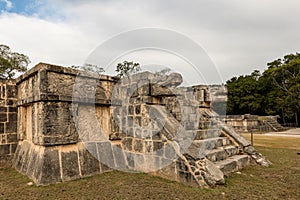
[225,115,284,132]
[225,115,259,132]
[0,79,18,167]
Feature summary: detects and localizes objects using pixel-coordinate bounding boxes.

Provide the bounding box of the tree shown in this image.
[226,70,263,115]
[115,61,141,78]
[265,53,300,126]
[0,44,30,79]
[226,52,300,126]
[70,63,105,75]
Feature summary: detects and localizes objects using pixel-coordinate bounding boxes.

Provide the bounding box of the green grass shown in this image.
[242,133,300,150]
[1,137,299,200]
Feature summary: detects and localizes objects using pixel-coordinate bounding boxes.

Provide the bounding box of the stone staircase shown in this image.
[186,125,250,177]
[150,104,254,187]
[263,118,284,132]
[111,75,270,188]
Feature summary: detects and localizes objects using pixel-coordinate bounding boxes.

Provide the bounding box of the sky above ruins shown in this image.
[0,0,300,84]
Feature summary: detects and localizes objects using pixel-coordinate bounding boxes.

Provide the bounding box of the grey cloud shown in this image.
[3,0,300,83]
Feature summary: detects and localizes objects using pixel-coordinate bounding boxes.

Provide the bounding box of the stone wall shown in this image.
[0,79,18,167]
[225,115,284,132]
[225,115,259,132]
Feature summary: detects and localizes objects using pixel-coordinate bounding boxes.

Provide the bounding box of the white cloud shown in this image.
[0,0,12,10]
[0,12,93,67]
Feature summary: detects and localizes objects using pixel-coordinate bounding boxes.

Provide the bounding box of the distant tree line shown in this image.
[226,53,300,126]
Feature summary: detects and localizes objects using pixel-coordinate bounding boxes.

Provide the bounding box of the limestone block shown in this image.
[41,102,78,145]
[112,145,127,170]
[97,141,115,169]
[186,137,227,160]
[125,151,135,169]
[206,149,228,162]
[61,150,80,181]
[191,129,221,140]
[79,142,101,176]
[151,73,183,87]
[133,138,144,152]
[221,123,251,147]
[14,143,62,185]
[163,142,177,160]
[17,72,40,103]
[38,148,61,184]
[235,155,249,170]
[216,159,237,175]
[0,144,10,155]
[204,159,224,186]
[151,84,176,96]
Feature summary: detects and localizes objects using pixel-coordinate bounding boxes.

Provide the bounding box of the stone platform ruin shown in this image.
[0,63,270,187]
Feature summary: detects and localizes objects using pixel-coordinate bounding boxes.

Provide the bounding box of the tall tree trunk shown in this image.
[295,112,299,127]
[282,108,286,125]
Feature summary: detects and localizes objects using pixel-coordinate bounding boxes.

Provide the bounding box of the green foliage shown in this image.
[226,53,300,126]
[0,44,30,79]
[70,63,105,75]
[226,70,263,115]
[115,61,141,78]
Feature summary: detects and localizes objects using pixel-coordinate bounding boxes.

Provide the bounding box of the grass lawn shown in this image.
[0,136,299,200]
[242,133,300,150]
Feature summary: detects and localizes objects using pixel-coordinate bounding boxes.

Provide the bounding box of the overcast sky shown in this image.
[0,0,299,84]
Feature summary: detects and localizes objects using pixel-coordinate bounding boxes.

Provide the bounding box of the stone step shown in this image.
[183,120,219,130]
[195,137,232,149]
[205,145,239,162]
[187,129,221,140]
[214,155,250,175]
[198,121,217,129]
[186,137,232,159]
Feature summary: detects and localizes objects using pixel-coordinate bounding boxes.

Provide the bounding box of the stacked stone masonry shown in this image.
[0,63,270,187]
[0,79,18,166]
[225,115,285,132]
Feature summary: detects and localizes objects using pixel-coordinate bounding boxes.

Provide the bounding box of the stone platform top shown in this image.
[16,62,116,84]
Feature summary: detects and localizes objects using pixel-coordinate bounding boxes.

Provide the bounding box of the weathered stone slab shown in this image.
[204,159,224,186]
[97,141,115,169]
[125,151,135,170]
[215,158,237,175]
[0,144,10,155]
[61,150,80,181]
[41,102,78,146]
[26,146,39,178]
[39,148,61,185]
[221,123,251,147]
[79,142,100,176]
[112,145,127,170]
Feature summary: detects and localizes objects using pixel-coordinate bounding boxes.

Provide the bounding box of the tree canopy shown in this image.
[226,53,300,126]
[115,61,141,78]
[70,63,105,75]
[0,44,30,79]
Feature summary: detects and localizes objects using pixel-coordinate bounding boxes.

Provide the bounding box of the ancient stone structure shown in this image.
[0,63,270,187]
[225,115,285,132]
[0,79,18,167]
